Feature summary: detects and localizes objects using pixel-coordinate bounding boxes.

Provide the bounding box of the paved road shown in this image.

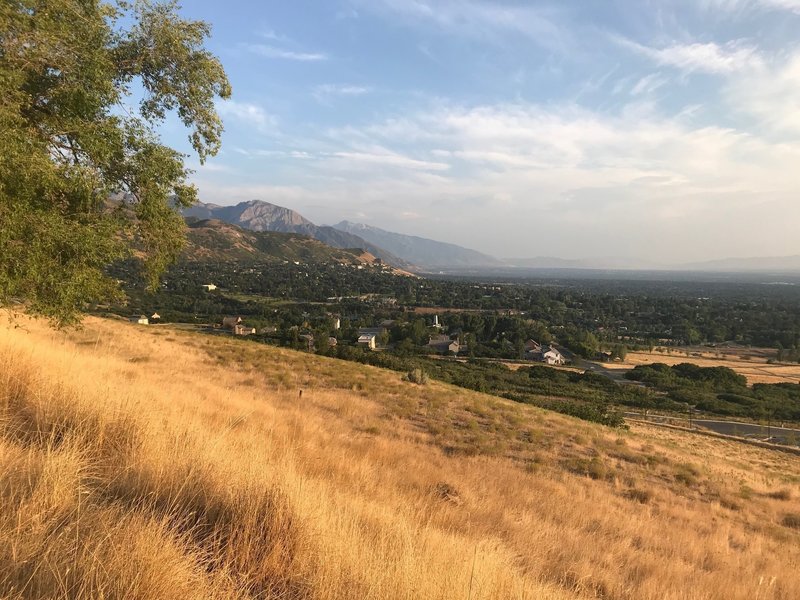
[625,411,800,445]
[571,357,646,386]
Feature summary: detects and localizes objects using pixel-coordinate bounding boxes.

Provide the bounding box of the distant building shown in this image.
[222,316,242,329]
[130,315,149,325]
[357,326,387,338]
[332,317,341,330]
[428,334,460,355]
[233,324,257,336]
[150,312,161,323]
[299,333,315,350]
[524,339,542,354]
[357,333,377,350]
[201,284,217,291]
[541,346,565,366]
[328,337,338,347]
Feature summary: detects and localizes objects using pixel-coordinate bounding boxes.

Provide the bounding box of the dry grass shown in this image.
[2,315,800,599]
[604,349,800,384]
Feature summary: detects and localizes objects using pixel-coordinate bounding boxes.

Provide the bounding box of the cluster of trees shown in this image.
[115,258,800,365]
[625,363,800,421]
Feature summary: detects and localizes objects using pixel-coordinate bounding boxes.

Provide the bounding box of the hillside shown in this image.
[183,218,383,266]
[333,220,502,270]
[2,315,800,599]
[184,200,411,269]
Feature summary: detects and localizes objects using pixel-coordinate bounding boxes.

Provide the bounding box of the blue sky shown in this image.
[163,0,800,262]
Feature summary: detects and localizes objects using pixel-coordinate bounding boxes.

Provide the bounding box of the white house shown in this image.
[233,324,257,336]
[541,346,565,366]
[130,315,149,325]
[357,333,377,350]
[201,283,217,291]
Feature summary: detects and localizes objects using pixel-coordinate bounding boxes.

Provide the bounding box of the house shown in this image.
[130,315,149,325]
[357,326,386,337]
[540,345,565,366]
[428,334,460,355]
[222,316,243,329]
[524,339,542,354]
[233,324,257,336]
[299,333,315,351]
[150,312,161,323]
[201,284,217,291]
[357,333,377,350]
[595,351,613,363]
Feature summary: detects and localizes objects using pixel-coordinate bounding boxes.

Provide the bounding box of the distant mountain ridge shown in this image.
[182,218,386,266]
[183,200,410,269]
[183,200,800,274]
[333,221,502,270]
[676,255,800,272]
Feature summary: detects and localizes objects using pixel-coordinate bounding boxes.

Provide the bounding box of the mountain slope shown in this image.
[183,200,410,268]
[183,218,381,266]
[333,220,502,269]
[4,315,800,599]
[677,255,800,272]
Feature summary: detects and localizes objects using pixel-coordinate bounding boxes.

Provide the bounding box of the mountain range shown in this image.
[184,199,800,274]
[183,200,410,268]
[183,218,385,267]
[332,221,501,269]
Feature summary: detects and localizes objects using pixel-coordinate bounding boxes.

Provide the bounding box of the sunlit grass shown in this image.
[1,315,799,599]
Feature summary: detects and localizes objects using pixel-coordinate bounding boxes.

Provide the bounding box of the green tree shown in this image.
[0,0,230,325]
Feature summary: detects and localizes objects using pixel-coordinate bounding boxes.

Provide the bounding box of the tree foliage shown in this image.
[0,0,230,324]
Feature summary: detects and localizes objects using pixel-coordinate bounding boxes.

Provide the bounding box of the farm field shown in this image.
[604,348,800,385]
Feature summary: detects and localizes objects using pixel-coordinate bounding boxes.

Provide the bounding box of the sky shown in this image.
[161,0,800,262]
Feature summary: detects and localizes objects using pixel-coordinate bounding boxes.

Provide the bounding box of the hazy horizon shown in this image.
[163,1,800,263]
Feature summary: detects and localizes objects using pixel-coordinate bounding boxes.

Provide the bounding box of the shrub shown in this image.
[781,513,800,529]
[674,463,700,486]
[767,488,793,501]
[624,488,653,504]
[406,368,429,385]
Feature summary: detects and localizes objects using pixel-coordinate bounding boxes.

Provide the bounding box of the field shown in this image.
[604,347,800,385]
[2,315,800,599]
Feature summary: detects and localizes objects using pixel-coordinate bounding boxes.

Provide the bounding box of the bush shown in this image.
[781,513,800,529]
[406,368,429,385]
[623,488,653,504]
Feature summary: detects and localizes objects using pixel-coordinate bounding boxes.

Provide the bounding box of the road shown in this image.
[625,411,800,445]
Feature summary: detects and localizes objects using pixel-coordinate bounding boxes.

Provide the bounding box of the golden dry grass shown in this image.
[2,315,800,599]
[604,349,800,385]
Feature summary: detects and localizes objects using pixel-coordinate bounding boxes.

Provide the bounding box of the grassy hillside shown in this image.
[184,218,381,266]
[2,316,800,599]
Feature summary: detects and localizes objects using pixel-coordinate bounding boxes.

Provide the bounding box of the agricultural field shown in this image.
[604,347,800,385]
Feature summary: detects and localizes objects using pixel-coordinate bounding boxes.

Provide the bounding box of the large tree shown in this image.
[0,0,230,324]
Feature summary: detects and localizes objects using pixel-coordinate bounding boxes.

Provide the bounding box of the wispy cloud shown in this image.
[329,151,449,172]
[245,43,328,61]
[352,0,570,51]
[215,100,276,132]
[726,50,800,134]
[313,84,372,103]
[619,38,764,74]
[703,0,800,14]
[630,73,669,96]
